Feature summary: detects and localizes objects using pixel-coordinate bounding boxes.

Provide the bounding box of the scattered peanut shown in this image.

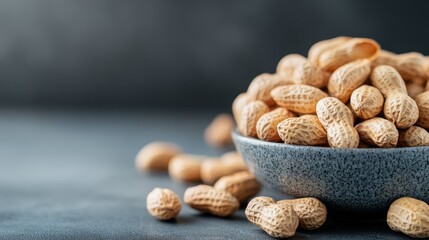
[271,84,328,114]
[371,65,419,128]
[204,113,234,148]
[350,85,384,119]
[328,59,371,103]
[238,100,269,137]
[184,185,239,217]
[278,197,327,230]
[168,154,203,182]
[200,151,248,184]
[316,97,360,148]
[256,107,296,142]
[355,118,399,148]
[247,73,285,107]
[398,126,429,147]
[387,197,429,238]
[415,91,429,129]
[147,188,181,220]
[214,171,261,203]
[277,115,327,146]
[245,196,299,238]
[135,142,181,172]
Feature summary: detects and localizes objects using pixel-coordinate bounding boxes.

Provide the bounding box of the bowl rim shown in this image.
[232,128,429,153]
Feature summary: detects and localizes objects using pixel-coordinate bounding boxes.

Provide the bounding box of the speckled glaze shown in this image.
[232,129,429,212]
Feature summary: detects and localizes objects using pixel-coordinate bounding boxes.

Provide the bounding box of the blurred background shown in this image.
[0,0,428,112]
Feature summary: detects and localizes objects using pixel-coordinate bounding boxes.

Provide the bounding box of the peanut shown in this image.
[147,188,181,220]
[415,91,429,129]
[247,73,285,107]
[271,84,328,114]
[318,38,380,72]
[238,100,269,137]
[387,197,429,238]
[184,185,239,217]
[168,154,203,182]
[371,65,419,128]
[232,93,251,125]
[204,113,234,148]
[355,117,399,148]
[256,107,296,142]
[245,196,299,238]
[277,115,327,146]
[214,171,261,202]
[327,59,371,103]
[278,197,327,230]
[200,151,248,184]
[316,97,360,148]
[398,126,429,147]
[407,82,426,98]
[276,54,330,88]
[135,142,181,172]
[308,36,351,65]
[350,85,384,120]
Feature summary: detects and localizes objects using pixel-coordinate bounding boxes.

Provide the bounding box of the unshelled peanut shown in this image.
[316,97,359,148]
[406,82,426,98]
[328,59,371,103]
[135,142,181,172]
[200,151,248,184]
[355,118,399,148]
[278,197,327,230]
[387,197,429,238]
[414,91,429,129]
[350,85,384,119]
[398,126,429,147]
[308,36,351,65]
[277,115,327,146]
[271,84,328,114]
[245,196,299,238]
[238,100,269,137]
[168,154,203,182]
[371,65,419,128]
[247,73,285,107]
[256,107,296,142]
[204,113,234,148]
[184,185,239,217]
[147,188,181,220]
[214,171,260,202]
[232,93,250,125]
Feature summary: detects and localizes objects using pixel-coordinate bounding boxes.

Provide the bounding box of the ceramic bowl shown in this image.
[232,129,429,212]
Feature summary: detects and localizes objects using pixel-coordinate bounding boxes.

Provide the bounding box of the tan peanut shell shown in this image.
[371,65,419,128]
[316,97,359,148]
[271,84,329,114]
[277,115,327,146]
[214,171,261,202]
[372,50,397,67]
[245,196,299,238]
[256,107,296,142]
[276,54,329,88]
[398,126,429,147]
[184,185,239,217]
[204,113,234,148]
[247,73,285,107]
[135,142,181,171]
[238,100,269,137]
[328,59,371,103]
[168,154,203,182]
[415,91,429,129]
[200,151,248,184]
[350,85,384,120]
[232,93,250,125]
[355,118,399,148]
[318,38,380,72]
[278,197,327,230]
[406,82,426,98]
[147,188,181,220]
[308,36,351,65]
[387,197,429,238]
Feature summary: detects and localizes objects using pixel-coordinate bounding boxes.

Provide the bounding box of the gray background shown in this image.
[0,0,428,110]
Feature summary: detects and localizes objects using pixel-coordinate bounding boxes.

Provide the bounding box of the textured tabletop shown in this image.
[0,109,409,239]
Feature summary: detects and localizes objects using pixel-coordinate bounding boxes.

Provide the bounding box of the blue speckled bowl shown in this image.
[232,129,429,212]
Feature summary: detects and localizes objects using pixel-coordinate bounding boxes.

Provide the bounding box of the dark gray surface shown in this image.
[0,110,410,239]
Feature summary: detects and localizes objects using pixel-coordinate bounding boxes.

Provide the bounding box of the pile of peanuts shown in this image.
[234,36,429,148]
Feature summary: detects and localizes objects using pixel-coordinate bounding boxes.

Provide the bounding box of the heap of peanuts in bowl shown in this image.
[139,37,429,239]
